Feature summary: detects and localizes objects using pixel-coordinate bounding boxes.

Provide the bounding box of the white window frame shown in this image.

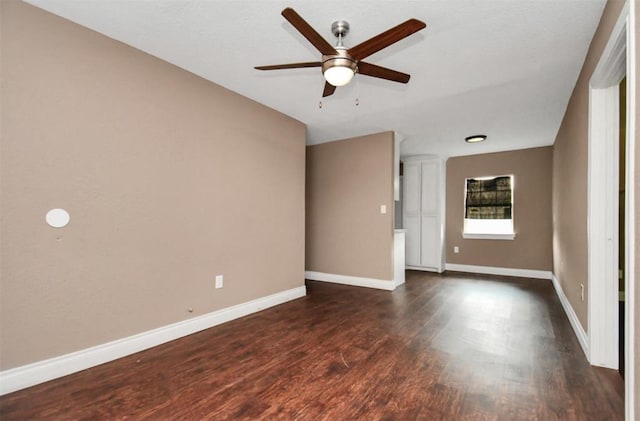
[462,175,515,240]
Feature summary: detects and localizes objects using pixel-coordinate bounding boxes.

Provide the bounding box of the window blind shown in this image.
[465,176,512,219]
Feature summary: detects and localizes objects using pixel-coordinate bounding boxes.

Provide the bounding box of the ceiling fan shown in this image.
[255,8,426,97]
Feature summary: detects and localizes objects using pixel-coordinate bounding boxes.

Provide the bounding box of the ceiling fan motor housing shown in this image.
[322,48,358,75]
[322,21,358,86]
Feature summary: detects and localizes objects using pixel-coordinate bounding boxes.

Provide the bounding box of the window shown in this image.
[463,175,515,239]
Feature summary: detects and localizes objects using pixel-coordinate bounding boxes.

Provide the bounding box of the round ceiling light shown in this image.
[46,208,70,228]
[465,135,487,143]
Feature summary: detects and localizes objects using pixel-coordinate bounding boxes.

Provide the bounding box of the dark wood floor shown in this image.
[0,271,624,420]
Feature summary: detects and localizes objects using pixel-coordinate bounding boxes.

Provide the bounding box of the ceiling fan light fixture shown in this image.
[324,65,355,86]
[322,49,357,87]
[465,135,487,143]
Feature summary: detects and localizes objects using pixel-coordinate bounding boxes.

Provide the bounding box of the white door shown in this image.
[403,162,421,266]
[420,161,440,268]
[420,215,439,268]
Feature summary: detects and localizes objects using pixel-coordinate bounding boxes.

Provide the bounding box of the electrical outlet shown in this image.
[453,246,459,254]
[380,205,387,214]
[580,284,584,301]
[215,275,223,289]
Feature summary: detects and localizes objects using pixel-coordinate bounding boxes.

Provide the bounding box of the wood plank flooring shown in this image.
[0,271,624,420]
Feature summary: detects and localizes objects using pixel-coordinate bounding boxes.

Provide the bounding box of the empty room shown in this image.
[0,0,638,419]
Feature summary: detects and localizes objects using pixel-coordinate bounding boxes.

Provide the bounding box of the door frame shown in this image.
[587,1,635,419]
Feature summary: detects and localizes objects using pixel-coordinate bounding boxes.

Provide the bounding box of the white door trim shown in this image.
[588,1,635,419]
[623,1,636,418]
[587,84,619,369]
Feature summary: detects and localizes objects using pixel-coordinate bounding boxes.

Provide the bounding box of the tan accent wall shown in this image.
[0,1,305,370]
[445,147,553,270]
[552,0,625,331]
[306,132,395,281]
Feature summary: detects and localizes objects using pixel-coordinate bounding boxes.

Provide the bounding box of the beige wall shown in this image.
[0,1,305,370]
[445,147,553,271]
[552,0,625,331]
[306,132,394,281]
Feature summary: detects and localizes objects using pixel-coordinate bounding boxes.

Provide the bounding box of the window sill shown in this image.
[462,233,516,240]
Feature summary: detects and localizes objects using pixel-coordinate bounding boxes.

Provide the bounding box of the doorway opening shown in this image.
[618,77,626,378]
[587,2,635,419]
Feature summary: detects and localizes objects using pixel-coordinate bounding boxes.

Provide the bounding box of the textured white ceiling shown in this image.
[25,0,606,158]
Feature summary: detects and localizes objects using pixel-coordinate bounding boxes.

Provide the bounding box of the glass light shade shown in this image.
[324,66,355,87]
[45,208,70,228]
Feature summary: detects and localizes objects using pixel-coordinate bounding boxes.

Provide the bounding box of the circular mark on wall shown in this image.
[46,208,70,228]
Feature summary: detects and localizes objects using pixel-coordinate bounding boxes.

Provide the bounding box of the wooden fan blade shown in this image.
[255,62,321,71]
[323,82,336,97]
[282,8,337,56]
[348,19,426,61]
[357,61,410,83]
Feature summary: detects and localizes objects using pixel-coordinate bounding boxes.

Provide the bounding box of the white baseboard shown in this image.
[406,266,442,273]
[445,263,552,280]
[305,271,395,291]
[0,285,306,396]
[551,274,589,359]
